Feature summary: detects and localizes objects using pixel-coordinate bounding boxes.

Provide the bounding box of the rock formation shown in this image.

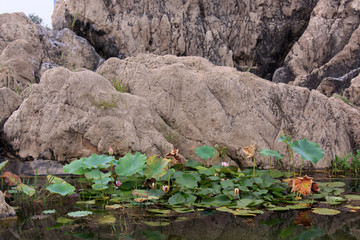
[273,0,360,91]
[0,190,16,218]
[52,0,317,79]
[0,88,22,125]
[0,12,103,93]
[3,54,360,169]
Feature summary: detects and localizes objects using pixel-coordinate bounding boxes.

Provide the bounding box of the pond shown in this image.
[1,175,360,240]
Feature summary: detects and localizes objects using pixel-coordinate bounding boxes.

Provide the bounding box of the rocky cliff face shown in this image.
[52,0,317,79]
[0,12,103,93]
[3,54,360,168]
[52,0,360,94]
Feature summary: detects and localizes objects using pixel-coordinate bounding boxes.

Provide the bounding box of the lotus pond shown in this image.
[1,138,360,239]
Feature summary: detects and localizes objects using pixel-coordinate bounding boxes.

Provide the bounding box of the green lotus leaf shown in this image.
[175,173,198,189]
[63,158,89,175]
[92,183,109,190]
[269,206,290,211]
[290,138,324,164]
[0,160,8,171]
[345,205,360,210]
[82,154,115,169]
[67,211,92,217]
[46,175,67,184]
[46,182,75,196]
[220,179,234,189]
[195,145,215,161]
[142,221,170,227]
[96,214,116,224]
[146,209,171,214]
[56,217,74,224]
[42,209,56,214]
[115,152,147,177]
[237,199,254,208]
[288,204,309,210]
[185,160,202,169]
[215,194,231,205]
[168,193,186,206]
[259,149,284,160]
[144,155,169,180]
[16,183,36,197]
[84,169,111,180]
[173,208,195,213]
[312,208,341,215]
[345,194,360,201]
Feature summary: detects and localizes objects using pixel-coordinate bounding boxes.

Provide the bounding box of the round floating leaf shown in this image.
[146,209,171,214]
[82,154,115,169]
[105,204,123,210]
[56,217,74,224]
[168,193,186,206]
[97,214,116,224]
[63,158,89,175]
[195,146,215,161]
[42,209,56,214]
[288,204,309,210]
[67,211,93,217]
[144,155,169,180]
[46,182,75,196]
[345,205,360,210]
[259,149,284,160]
[290,138,324,164]
[269,206,290,211]
[312,208,340,215]
[0,160,8,171]
[142,221,170,227]
[345,195,360,201]
[16,183,36,197]
[175,173,198,188]
[173,208,195,213]
[115,152,147,177]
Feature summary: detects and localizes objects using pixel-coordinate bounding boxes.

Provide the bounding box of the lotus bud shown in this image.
[214,173,219,177]
[151,182,156,189]
[221,162,229,167]
[109,147,114,156]
[115,180,122,187]
[162,185,169,193]
[234,188,240,197]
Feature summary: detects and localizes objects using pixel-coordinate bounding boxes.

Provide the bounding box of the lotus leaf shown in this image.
[215,194,232,205]
[345,205,360,210]
[345,194,360,201]
[0,160,8,171]
[175,173,198,188]
[312,208,340,215]
[115,152,147,177]
[290,138,324,164]
[92,183,109,190]
[142,221,170,227]
[46,175,66,184]
[168,193,186,205]
[16,183,36,196]
[173,207,195,213]
[259,149,284,160]
[97,214,116,224]
[288,204,309,210]
[46,182,75,196]
[185,160,201,169]
[146,209,171,214]
[63,158,89,175]
[269,206,290,211]
[144,155,169,180]
[220,180,234,189]
[56,217,74,224]
[42,209,56,214]
[237,198,253,208]
[67,211,93,217]
[195,145,215,161]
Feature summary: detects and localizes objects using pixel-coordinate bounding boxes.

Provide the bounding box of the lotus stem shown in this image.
[287,146,291,177]
[269,157,272,175]
[299,159,304,177]
[252,156,256,178]
[168,164,171,188]
[98,170,104,198]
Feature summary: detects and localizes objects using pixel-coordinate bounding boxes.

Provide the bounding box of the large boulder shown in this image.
[0,88,22,125]
[52,0,317,79]
[3,67,173,161]
[0,12,103,92]
[4,54,360,169]
[273,0,360,91]
[0,191,16,218]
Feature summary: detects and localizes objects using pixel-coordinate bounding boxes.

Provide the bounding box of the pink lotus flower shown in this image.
[115,180,122,187]
[109,147,114,156]
[221,162,230,167]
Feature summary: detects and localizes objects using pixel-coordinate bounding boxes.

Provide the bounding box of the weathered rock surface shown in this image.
[3,67,173,161]
[0,88,22,125]
[52,0,317,79]
[273,0,360,91]
[0,190,16,218]
[0,12,103,92]
[4,54,359,169]
[344,73,360,107]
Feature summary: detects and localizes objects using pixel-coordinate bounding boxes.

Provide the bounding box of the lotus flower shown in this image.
[288,175,319,196]
[115,180,122,187]
[242,145,255,159]
[162,185,169,193]
[221,162,230,167]
[234,188,240,197]
[108,147,114,156]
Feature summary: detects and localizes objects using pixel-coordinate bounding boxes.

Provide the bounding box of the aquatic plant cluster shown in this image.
[1,134,360,219]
